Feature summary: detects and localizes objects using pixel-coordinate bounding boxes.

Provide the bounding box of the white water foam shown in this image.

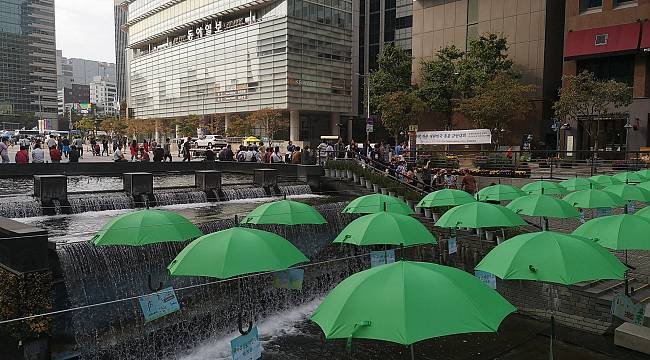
[176,298,322,360]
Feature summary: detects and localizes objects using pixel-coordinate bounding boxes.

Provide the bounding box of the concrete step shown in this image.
[582,279,625,295]
[630,283,650,304]
[599,280,647,302]
[615,322,650,355]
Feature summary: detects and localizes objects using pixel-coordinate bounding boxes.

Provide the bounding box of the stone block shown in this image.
[123,172,153,196]
[33,175,67,203]
[0,218,48,273]
[253,168,278,188]
[615,322,650,355]
[195,170,222,192]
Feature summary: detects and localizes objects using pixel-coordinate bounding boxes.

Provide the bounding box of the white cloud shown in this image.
[55,0,116,63]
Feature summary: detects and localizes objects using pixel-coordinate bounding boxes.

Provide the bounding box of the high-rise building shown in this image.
[114,0,129,106]
[411,0,566,146]
[57,84,90,115]
[123,0,354,145]
[56,52,116,89]
[0,0,58,128]
[90,76,118,116]
[562,0,650,153]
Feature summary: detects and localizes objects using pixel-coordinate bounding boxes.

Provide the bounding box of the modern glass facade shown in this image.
[114,0,129,105]
[125,0,353,143]
[0,0,57,127]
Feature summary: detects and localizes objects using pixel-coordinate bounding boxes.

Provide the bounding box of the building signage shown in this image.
[231,326,262,360]
[216,89,248,102]
[138,287,180,322]
[370,250,395,268]
[416,129,492,145]
[611,292,645,325]
[448,237,457,255]
[475,271,497,290]
[273,269,305,290]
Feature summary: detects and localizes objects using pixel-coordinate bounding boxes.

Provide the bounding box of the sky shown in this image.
[55,0,116,63]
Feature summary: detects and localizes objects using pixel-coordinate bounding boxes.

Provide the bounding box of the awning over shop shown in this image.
[565,22,641,58]
[641,21,650,50]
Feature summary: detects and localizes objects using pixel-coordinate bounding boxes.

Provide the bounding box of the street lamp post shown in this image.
[624,120,633,164]
[355,72,371,146]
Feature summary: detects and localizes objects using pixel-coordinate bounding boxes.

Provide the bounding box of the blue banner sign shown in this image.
[370,250,396,268]
[138,287,180,322]
[231,326,262,360]
[448,237,457,254]
[475,271,497,290]
[273,269,305,290]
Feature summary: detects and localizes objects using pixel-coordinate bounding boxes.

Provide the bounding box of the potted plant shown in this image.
[424,207,433,219]
[324,161,332,177]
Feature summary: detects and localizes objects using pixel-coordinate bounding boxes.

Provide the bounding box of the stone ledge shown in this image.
[615,323,650,355]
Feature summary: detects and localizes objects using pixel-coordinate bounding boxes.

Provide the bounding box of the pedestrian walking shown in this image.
[163,138,172,162]
[0,137,10,163]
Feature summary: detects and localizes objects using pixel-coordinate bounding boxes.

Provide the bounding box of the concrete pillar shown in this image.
[155,119,160,143]
[347,117,353,142]
[195,170,222,192]
[297,165,324,192]
[290,110,300,141]
[330,113,341,137]
[33,175,67,204]
[224,113,231,134]
[0,218,48,273]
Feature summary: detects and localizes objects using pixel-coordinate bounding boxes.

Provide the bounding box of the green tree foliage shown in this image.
[248,108,287,144]
[378,91,427,141]
[175,115,200,138]
[417,46,463,128]
[456,33,513,97]
[74,117,96,133]
[226,114,252,137]
[458,73,535,146]
[368,44,412,115]
[100,117,129,138]
[554,71,632,150]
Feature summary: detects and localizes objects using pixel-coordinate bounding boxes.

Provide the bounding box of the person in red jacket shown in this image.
[50,146,62,163]
[15,146,29,163]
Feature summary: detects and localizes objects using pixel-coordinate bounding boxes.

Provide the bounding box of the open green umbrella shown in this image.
[476,231,625,285]
[241,199,327,225]
[92,209,203,246]
[333,212,436,247]
[613,171,646,184]
[416,189,475,208]
[168,227,308,278]
[634,206,650,220]
[435,202,526,229]
[562,189,625,209]
[506,194,579,219]
[477,184,525,202]
[311,261,515,348]
[636,181,650,192]
[521,181,567,196]
[589,175,623,187]
[573,214,650,250]
[342,194,414,215]
[636,170,650,179]
[603,184,650,203]
[559,178,599,191]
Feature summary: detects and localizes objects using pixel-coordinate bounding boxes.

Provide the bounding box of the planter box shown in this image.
[324,169,331,177]
[381,188,389,195]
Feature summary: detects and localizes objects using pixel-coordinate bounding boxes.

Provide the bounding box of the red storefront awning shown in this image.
[565,22,641,58]
[641,21,650,50]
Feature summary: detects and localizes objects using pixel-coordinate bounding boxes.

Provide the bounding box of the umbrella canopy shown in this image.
[562,189,625,209]
[636,181,650,192]
[521,181,567,196]
[506,194,580,219]
[631,206,650,221]
[241,199,327,225]
[311,261,516,345]
[342,194,414,215]
[613,171,646,184]
[168,227,309,278]
[92,209,203,246]
[244,136,261,143]
[475,231,626,285]
[435,202,526,229]
[333,212,436,246]
[589,175,623,187]
[559,178,599,191]
[416,189,476,208]
[477,184,525,202]
[602,184,650,203]
[573,214,650,250]
[636,170,650,179]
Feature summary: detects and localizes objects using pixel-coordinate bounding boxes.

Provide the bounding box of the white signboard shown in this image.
[448,238,457,255]
[416,129,492,145]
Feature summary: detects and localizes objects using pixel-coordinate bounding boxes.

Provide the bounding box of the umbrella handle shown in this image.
[147,273,163,292]
[238,304,253,335]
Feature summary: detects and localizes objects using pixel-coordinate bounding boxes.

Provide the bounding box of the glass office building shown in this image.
[124,0,353,144]
[0,0,57,128]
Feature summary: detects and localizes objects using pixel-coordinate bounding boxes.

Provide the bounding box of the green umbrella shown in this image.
[634,206,650,220]
[416,189,475,208]
[241,199,327,225]
[506,194,580,219]
[559,178,599,191]
[562,189,625,209]
[476,231,626,285]
[636,170,650,179]
[613,171,646,184]
[521,181,567,195]
[636,181,650,192]
[435,202,526,229]
[573,214,650,250]
[92,209,203,246]
[589,175,623,187]
[333,212,437,247]
[342,194,414,215]
[477,184,525,202]
[311,261,516,347]
[168,227,309,278]
[603,184,650,203]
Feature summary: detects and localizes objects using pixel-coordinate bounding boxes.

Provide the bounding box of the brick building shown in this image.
[562,0,650,154]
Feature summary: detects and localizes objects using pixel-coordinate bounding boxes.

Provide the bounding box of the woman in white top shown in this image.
[31,143,45,163]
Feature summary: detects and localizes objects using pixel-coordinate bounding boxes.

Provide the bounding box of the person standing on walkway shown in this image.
[163,138,172,162]
[74,137,84,157]
[153,144,164,162]
[102,139,109,156]
[460,169,477,195]
[46,135,56,150]
[50,146,62,163]
[182,137,192,162]
[31,142,44,163]
[69,145,80,162]
[130,140,138,161]
[62,137,70,158]
[0,137,10,163]
[15,145,29,163]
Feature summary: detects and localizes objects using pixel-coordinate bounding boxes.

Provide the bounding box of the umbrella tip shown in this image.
[528,265,537,273]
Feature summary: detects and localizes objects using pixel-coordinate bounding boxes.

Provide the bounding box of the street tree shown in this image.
[378,90,427,142]
[458,73,535,147]
[174,115,200,138]
[368,44,412,115]
[248,108,287,145]
[100,117,128,138]
[74,117,96,134]
[417,45,463,129]
[554,71,632,150]
[226,114,252,137]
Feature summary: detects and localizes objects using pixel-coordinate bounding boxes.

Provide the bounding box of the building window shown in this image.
[579,0,602,12]
[614,0,636,7]
[577,55,634,87]
[467,0,478,25]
